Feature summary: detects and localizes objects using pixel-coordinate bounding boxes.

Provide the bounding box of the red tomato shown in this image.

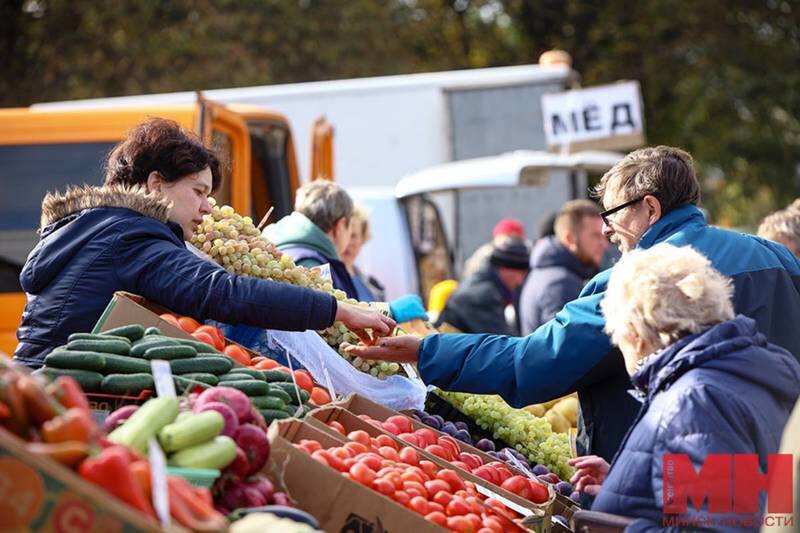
[415,428,438,447]
[408,496,429,515]
[386,415,413,433]
[312,450,346,472]
[373,478,395,496]
[425,444,450,460]
[500,475,532,499]
[344,442,369,456]
[398,433,420,446]
[356,453,383,471]
[464,513,482,531]
[332,447,353,460]
[481,516,505,533]
[392,490,410,506]
[446,515,473,532]
[424,511,447,527]
[293,370,314,393]
[381,421,400,435]
[458,452,484,470]
[159,313,180,328]
[398,447,419,466]
[464,496,483,515]
[377,446,399,462]
[349,462,376,486]
[436,469,466,493]
[433,491,454,508]
[424,479,451,497]
[310,387,332,405]
[375,434,398,450]
[177,316,200,333]
[224,344,251,366]
[400,470,425,485]
[418,460,438,479]
[254,359,280,370]
[195,325,225,349]
[274,366,291,374]
[450,460,472,472]
[298,439,321,453]
[528,479,549,504]
[438,435,461,457]
[428,501,445,514]
[347,430,371,447]
[192,330,217,348]
[446,496,471,517]
[328,421,346,435]
[473,465,499,485]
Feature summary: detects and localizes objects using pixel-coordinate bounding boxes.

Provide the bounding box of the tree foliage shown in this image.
[2,0,798,226]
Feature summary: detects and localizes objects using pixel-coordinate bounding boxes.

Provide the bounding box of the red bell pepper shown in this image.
[79,445,155,518]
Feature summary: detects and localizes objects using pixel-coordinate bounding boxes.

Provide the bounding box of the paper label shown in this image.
[475,483,533,517]
[148,438,170,528]
[151,360,176,398]
[283,353,305,417]
[317,263,332,281]
[505,453,537,480]
[402,363,421,381]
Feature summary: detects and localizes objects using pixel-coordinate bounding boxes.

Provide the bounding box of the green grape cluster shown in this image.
[436,390,573,479]
[191,199,404,379]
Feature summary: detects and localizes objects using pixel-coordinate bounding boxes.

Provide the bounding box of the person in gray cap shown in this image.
[435,238,530,334]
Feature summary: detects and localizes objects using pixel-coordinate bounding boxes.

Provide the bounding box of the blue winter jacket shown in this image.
[519,236,597,335]
[418,205,800,461]
[14,186,337,369]
[592,316,800,532]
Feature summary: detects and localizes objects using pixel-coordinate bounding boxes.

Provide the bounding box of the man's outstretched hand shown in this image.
[335,301,396,343]
[341,334,422,364]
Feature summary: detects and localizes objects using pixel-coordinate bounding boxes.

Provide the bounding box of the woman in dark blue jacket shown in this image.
[569,243,800,531]
[13,118,393,368]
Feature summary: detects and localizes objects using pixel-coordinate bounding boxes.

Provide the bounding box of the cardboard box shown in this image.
[266,419,447,533]
[0,428,166,532]
[306,406,552,530]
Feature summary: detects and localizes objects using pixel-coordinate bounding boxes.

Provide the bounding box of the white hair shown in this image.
[601,243,735,353]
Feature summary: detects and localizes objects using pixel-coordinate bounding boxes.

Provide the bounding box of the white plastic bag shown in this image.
[267,329,427,412]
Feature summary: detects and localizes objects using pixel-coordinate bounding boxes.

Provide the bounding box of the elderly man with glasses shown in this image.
[347,145,800,468]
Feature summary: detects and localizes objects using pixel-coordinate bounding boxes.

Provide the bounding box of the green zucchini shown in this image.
[272,382,310,404]
[100,353,152,374]
[158,411,225,452]
[143,345,196,360]
[130,337,182,357]
[174,338,221,354]
[229,368,266,381]
[250,395,287,410]
[180,373,219,386]
[262,370,293,383]
[67,338,130,355]
[170,356,233,375]
[260,409,291,423]
[108,396,180,454]
[266,386,292,405]
[44,350,106,371]
[167,435,237,469]
[102,324,145,342]
[34,367,103,391]
[68,333,130,344]
[101,373,154,395]
[144,326,162,336]
[218,373,256,382]
[220,380,270,396]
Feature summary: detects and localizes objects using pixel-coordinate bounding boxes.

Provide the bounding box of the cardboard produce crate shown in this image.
[0,428,166,532]
[306,406,553,530]
[266,419,447,533]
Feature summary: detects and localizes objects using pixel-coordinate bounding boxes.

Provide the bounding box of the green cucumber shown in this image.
[44,350,106,371]
[101,373,154,395]
[130,337,182,357]
[173,376,212,392]
[100,353,152,374]
[266,386,292,404]
[168,435,237,469]
[102,324,145,342]
[220,380,270,396]
[143,345,196,360]
[262,370,293,383]
[67,338,130,355]
[180,373,219,386]
[272,382,310,404]
[260,409,292,424]
[218,373,256,382]
[229,368,266,381]
[174,338,221,354]
[283,404,300,415]
[108,396,180,454]
[250,395,287,410]
[158,411,224,452]
[170,356,233,375]
[34,367,102,391]
[68,333,130,344]
[144,326,162,336]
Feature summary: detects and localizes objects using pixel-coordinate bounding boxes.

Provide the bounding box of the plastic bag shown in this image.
[266,329,427,412]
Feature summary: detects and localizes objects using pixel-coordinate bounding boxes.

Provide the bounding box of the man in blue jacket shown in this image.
[346,146,800,463]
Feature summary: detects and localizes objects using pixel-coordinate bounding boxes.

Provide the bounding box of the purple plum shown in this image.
[556,481,574,496]
[421,415,441,430]
[454,429,472,444]
[454,421,469,431]
[570,491,581,503]
[532,464,550,476]
[475,438,495,452]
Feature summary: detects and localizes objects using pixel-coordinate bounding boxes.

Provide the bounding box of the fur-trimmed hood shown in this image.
[40,184,171,230]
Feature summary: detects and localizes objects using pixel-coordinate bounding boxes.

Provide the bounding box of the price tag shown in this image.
[504,453,537,480]
[283,354,305,418]
[148,438,171,528]
[475,483,533,517]
[151,360,176,398]
[402,363,421,381]
[320,364,338,404]
[317,263,332,281]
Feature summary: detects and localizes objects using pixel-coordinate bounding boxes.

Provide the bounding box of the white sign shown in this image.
[541,81,644,150]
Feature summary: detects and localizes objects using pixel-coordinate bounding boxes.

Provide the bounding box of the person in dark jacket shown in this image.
[520,199,607,334]
[344,146,800,464]
[435,238,529,335]
[264,180,359,299]
[569,243,800,530]
[13,118,394,369]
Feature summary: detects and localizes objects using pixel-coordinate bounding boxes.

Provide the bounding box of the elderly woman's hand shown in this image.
[568,455,610,497]
[340,335,422,363]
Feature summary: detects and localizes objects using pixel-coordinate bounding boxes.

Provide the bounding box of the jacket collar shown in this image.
[637,204,706,250]
[530,236,597,279]
[40,184,172,231]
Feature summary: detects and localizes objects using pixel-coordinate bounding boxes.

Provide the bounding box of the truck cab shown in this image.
[0,99,302,354]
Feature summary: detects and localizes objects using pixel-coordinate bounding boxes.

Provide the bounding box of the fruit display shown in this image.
[523,394,578,434]
[433,390,574,481]
[190,199,405,379]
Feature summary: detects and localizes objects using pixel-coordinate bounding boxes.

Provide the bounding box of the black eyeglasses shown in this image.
[600,196,645,225]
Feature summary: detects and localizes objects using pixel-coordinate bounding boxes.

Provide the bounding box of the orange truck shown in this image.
[0,97,330,355]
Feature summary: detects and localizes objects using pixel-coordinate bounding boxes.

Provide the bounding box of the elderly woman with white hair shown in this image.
[569,243,800,529]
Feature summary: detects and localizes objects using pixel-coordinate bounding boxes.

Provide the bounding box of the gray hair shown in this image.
[593,146,701,214]
[601,243,734,352]
[758,209,800,251]
[294,180,353,233]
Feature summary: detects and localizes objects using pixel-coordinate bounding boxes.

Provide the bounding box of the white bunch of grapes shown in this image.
[191,199,404,379]
[436,390,573,479]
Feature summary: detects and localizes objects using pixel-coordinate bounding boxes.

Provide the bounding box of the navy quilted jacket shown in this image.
[14,186,336,368]
[592,315,800,531]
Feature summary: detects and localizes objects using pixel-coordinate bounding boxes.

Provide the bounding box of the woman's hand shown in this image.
[568,455,610,497]
[335,302,396,343]
[340,335,422,364]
